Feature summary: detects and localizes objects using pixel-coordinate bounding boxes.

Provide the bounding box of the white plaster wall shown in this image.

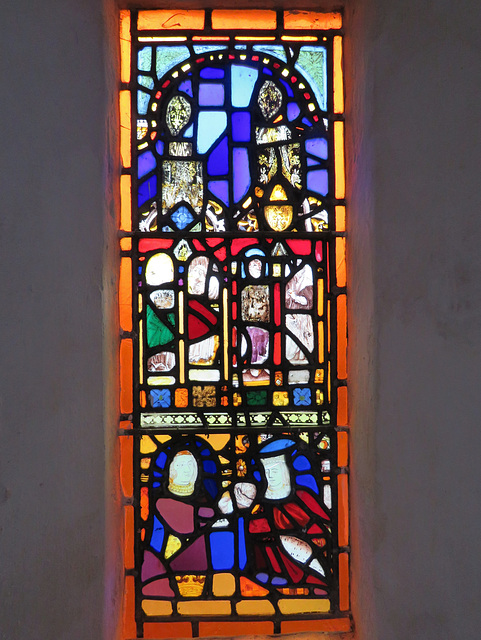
[1,1,481,639]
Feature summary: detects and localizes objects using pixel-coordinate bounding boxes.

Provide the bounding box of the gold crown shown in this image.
[175,574,206,597]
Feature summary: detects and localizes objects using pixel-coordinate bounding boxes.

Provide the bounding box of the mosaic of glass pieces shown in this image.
[138,432,335,617]
[137,237,329,414]
[135,49,331,235]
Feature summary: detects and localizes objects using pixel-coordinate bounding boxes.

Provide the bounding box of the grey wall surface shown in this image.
[1,1,481,639]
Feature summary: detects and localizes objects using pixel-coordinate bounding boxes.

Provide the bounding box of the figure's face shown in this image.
[261,454,291,499]
[169,451,198,494]
[248,259,262,279]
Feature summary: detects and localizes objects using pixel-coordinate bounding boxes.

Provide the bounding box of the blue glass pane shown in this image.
[272,577,288,585]
[200,67,224,79]
[138,47,152,72]
[156,451,167,469]
[306,138,328,159]
[178,79,193,97]
[197,111,227,153]
[307,158,320,166]
[138,175,157,206]
[138,74,154,90]
[253,470,261,482]
[204,478,218,498]
[263,67,273,76]
[138,151,156,178]
[296,46,327,111]
[302,117,313,127]
[287,102,301,121]
[259,438,295,453]
[279,78,294,97]
[171,206,194,229]
[256,572,268,583]
[155,140,164,155]
[156,46,190,81]
[233,148,250,202]
[210,532,235,570]
[203,460,216,474]
[208,180,229,206]
[184,123,194,138]
[253,45,287,63]
[199,83,225,106]
[307,169,329,196]
[296,474,319,494]
[293,455,311,471]
[151,516,164,552]
[231,65,258,108]
[207,136,228,176]
[137,90,150,115]
[238,517,247,570]
[150,388,171,407]
[232,112,251,142]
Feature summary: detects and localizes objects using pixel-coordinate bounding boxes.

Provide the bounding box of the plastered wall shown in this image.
[1,1,481,639]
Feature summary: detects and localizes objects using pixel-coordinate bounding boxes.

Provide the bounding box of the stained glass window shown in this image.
[119,10,349,638]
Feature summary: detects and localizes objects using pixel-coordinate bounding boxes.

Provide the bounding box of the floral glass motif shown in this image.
[119,9,349,638]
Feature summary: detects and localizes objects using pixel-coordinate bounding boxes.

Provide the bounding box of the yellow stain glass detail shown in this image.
[140,435,157,454]
[175,575,206,598]
[273,391,289,406]
[270,184,288,200]
[164,534,181,559]
[212,573,236,597]
[264,205,293,231]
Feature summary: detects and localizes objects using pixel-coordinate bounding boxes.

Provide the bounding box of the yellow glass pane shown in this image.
[339,552,350,611]
[318,321,324,364]
[338,473,349,547]
[120,10,131,84]
[212,573,235,597]
[177,601,231,616]
[235,36,276,42]
[142,600,173,616]
[193,36,230,42]
[333,36,344,114]
[120,174,131,232]
[281,619,351,634]
[236,600,275,616]
[120,236,131,251]
[119,91,131,169]
[197,433,230,450]
[337,294,347,379]
[336,237,346,288]
[144,622,192,639]
[120,435,133,498]
[212,10,276,30]
[223,289,229,380]
[119,257,132,332]
[334,121,345,199]
[124,505,134,569]
[123,575,136,638]
[138,10,205,31]
[120,339,133,414]
[200,622,273,637]
[337,430,349,467]
[281,35,318,42]
[284,11,342,30]
[140,435,157,454]
[278,598,330,614]
[337,387,348,427]
[317,279,324,316]
[336,205,346,231]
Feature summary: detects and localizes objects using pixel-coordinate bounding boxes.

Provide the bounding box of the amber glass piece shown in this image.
[123,575,136,638]
[144,622,192,639]
[335,205,346,231]
[140,435,157,454]
[212,573,236,597]
[119,257,132,332]
[200,622,274,637]
[318,321,324,364]
[142,600,173,616]
[138,10,205,31]
[337,430,348,468]
[333,36,344,114]
[212,10,276,30]
[235,36,276,42]
[284,11,342,30]
[336,237,346,288]
[119,91,131,169]
[193,36,230,41]
[236,600,275,616]
[327,299,331,351]
[223,289,229,380]
[120,10,131,84]
[281,35,318,42]
[339,552,350,611]
[120,175,131,232]
[178,601,231,616]
[334,121,345,199]
[281,618,351,633]
[337,387,348,427]
[124,504,134,569]
[120,435,133,498]
[240,576,269,596]
[120,236,131,251]
[140,389,147,408]
[337,294,347,379]
[120,339,133,414]
[278,599,330,614]
[338,473,349,547]
[317,279,324,316]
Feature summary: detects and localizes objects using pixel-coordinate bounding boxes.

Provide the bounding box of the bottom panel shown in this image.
[134,429,346,634]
